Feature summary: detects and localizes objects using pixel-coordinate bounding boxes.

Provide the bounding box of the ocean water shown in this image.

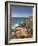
[10,17,28,26]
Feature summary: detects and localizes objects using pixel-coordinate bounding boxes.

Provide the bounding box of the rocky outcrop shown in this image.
[11,26,32,39]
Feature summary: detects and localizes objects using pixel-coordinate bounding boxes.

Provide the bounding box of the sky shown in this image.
[11,5,32,17]
[10,5,32,28]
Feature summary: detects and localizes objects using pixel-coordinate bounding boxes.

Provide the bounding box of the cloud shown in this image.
[11,13,32,17]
